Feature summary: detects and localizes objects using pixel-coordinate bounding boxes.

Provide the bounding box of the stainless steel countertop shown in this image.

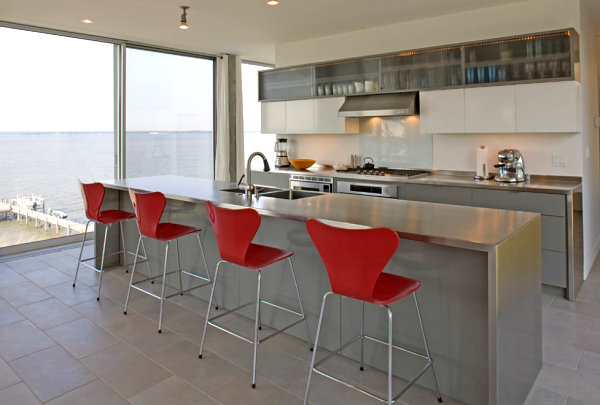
[102,175,539,252]
[266,167,581,194]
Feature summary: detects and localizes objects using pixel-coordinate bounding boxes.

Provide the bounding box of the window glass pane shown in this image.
[0,27,114,248]
[126,49,214,178]
[242,63,275,169]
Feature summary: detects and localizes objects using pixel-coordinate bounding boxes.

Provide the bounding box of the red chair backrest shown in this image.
[306,218,399,302]
[128,189,166,239]
[80,181,105,222]
[205,201,261,266]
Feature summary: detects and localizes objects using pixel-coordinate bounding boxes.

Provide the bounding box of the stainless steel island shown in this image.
[98,175,542,405]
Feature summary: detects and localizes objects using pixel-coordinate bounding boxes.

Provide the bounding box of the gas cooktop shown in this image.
[344,167,429,177]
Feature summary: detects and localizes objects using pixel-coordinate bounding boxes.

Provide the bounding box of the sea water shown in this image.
[0,131,213,223]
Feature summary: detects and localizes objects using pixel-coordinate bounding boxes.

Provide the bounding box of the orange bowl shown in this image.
[290,159,316,170]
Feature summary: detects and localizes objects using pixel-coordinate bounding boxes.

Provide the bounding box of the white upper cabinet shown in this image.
[261,97,358,134]
[313,97,359,134]
[465,86,516,133]
[419,89,465,133]
[261,101,286,134]
[285,99,314,133]
[515,82,580,132]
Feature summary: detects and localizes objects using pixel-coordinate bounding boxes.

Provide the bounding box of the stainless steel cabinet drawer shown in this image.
[471,189,565,217]
[404,184,472,205]
[542,250,567,288]
[542,215,566,252]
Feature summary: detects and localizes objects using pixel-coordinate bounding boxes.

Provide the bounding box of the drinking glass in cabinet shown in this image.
[487,65,496,82]
[477,67,485,83]
[355,81,364,93]
[466,68,475,84]
[325,83,332,96]
[317,85,324,96]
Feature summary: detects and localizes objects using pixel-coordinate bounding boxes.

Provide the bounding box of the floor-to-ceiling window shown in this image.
[242,63,275,167]
[125,48,214,179]
[0,27,114,248]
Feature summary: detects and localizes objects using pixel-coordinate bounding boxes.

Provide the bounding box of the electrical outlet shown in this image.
[552,153,567,167]
[595,116,600,128]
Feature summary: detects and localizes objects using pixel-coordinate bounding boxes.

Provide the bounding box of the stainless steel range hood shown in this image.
[338,92,419,117]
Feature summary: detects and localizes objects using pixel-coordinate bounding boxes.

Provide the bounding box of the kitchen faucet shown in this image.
[245,152,270,199]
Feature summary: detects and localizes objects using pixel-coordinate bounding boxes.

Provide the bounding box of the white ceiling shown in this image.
[0,0,564,63]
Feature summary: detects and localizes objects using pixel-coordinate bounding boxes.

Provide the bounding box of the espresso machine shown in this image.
[494,149,526,183]
[274,138,290,168]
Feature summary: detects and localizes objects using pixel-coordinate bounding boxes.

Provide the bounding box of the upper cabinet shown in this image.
[259,66,313,101]
[258,28,579,102]
[420,81,580,134]
[261,97,359,135]
[420,89,465,133]
[515,81,580,132]
[465,86,516,133]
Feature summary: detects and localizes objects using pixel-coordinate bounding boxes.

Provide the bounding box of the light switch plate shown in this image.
[552,153,567,167]
[595,116,600,128]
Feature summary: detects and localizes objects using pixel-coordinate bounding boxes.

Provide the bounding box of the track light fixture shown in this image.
[267,0,279,5]
[179,6,190,30]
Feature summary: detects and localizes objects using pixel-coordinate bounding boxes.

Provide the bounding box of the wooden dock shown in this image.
[0,201,86,235]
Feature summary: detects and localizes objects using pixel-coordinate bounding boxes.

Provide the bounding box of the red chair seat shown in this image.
[242,244,293,269]
[371,273,420,305]
[96,210,135,225]
[154,223,200,241]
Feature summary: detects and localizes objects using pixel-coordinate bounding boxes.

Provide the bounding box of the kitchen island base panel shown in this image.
[98,179,542,405]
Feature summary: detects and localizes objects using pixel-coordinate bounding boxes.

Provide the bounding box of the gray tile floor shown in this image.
[0,244,598,404]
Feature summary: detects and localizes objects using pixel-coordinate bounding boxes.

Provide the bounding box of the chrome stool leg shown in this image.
[288,257,313,350]
[175,239,183,295]
[387,306,393,405]
[96,224,110,301]
[124,235,142,315]
[304,291,333,405]
[199,260,223,359]
[414,293,443,403]
[73,220,91,287]
[119,221,128,272]
[139,236,153,282]
[195,232,218,309]
[360,301,365,371]
[158,241,170,333]
[252,269,262,388]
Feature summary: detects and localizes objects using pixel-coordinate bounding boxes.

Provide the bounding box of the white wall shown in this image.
[276,0,580,67]
[432,133,582,175]
[579,0,600,277]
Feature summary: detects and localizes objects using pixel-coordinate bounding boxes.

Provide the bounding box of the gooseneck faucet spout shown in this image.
[245,152,270,199]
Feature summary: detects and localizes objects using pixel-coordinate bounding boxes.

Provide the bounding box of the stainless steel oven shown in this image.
[289,174,333,193]
[336,180,398,198]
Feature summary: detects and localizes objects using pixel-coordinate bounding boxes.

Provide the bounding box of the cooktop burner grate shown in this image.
[345,168,428,177]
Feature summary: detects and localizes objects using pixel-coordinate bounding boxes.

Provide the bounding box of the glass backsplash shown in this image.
[358,116,432,169]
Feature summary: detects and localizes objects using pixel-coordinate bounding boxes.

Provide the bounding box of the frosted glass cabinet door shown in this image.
[261,101,286,134]
[285,99,314,133]
[465,86,516,133]
[420,89,465,133]
[516,82,580,132]
[313,97,359,134]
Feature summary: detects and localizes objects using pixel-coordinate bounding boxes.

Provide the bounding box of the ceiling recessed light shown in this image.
[81,19,94,24]
[267,0,279,5]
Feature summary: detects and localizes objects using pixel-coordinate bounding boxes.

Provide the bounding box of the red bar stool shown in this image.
[73,181,145,301]
[124,189,213,333]
[198,201,312,388]
[304,219,442,405]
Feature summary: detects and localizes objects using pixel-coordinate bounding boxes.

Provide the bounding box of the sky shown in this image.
[0,26,256,133]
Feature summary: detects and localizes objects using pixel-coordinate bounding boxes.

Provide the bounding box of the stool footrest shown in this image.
[312,333,434,404]
[130,270,211,301]
[79,249,148,273]
[206,298,306,347]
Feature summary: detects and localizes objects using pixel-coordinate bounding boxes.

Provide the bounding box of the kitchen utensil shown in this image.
[363,156,375,170]
[274,138,290,168]
[290,159,316,170]
[494,149,525,183]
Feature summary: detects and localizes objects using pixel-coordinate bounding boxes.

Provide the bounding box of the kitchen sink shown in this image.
[260,190,322,200]
[219,186,283,194]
